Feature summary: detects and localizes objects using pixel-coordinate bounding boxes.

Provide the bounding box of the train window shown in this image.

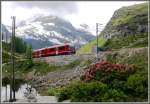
[48,48,55,52]
[52,48,56,51]
[58,46,65,50]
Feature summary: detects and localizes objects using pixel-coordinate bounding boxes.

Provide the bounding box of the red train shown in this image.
[32,44,76,58]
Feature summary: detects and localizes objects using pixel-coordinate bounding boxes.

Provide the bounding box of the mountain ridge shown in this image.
[3,16,95,49]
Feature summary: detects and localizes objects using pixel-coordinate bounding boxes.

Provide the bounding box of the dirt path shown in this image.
[10,96,58,103]
[11,96,70,103]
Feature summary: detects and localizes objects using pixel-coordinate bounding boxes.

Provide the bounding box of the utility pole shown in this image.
[6,31,8,43]
[9,16,16,102]
[12,16,16,101]
[9,16,13,102]
[96,23,98,54]
[96,23,103,55]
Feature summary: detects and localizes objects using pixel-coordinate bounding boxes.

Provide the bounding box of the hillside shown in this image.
[3,47,147,102]
[77,3,148,54]
[2,36,30,63]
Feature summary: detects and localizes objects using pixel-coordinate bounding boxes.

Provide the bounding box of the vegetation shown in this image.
[104,33,148,49]
[3,59,81,77]
[2,51,11,63]
[57,81,108,102]
[26,45,33,59]
[2,3,148,102]
[2,60,33,78]
[82,61,136,82]
[77,36,106,54]
[32,59,80,75]
[56,80,131,102]
[77,3,148,54]
[106,47,148,71]
[12,37,27,53]
[2,77,26,91]
[56,48,148,102]
[47,87,61,96]
[2,36,29,63]
[112,3,148,27]
[2,41,10,51]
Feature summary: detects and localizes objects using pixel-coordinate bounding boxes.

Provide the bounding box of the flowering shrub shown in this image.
[82,61,136,81]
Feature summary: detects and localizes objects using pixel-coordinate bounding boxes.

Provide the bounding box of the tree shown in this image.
[26,45,33,60]
[10,37,27,53]
[26,45,33,68]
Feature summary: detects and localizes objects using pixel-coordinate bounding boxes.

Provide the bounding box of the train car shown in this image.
[32,48,42,58]
[57,44,75,55]
[45,47,57,56]
[32,44,76,58]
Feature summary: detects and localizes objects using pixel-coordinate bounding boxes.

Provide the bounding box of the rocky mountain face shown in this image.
[13,16,95,49]
[101,3,148,39]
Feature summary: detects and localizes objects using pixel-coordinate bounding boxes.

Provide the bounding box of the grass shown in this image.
[104,33,148,49]
[77,36,107,54]
[78,32,148,54]
[2,51,11,63]
[3,59,81,78]
[40,87,62,96]
[29,60,80,75]
[106,47,148,73]
[112,3,148,27]
[2,60,33,78]
[77,3,148,53]
[32,59,81,75]
[2,41,27,63]
[2,41,10,51]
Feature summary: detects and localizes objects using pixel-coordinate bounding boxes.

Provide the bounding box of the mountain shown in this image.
[77,3,148,54]
[101,3,148,39]
[15,16,95,49]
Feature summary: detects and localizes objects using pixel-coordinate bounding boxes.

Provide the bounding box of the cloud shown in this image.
[11,1,78,16]
[2,1,146,35]
[2,1,78,26]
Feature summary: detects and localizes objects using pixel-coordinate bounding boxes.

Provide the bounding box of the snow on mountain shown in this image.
[14,15,95,49]
[47,23,55,26]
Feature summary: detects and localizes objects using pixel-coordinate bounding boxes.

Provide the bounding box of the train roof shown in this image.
[33,43,73,52]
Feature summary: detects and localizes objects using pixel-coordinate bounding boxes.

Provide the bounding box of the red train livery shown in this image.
[32,44,76,58]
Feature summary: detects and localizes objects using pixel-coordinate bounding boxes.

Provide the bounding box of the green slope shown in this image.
[77,36,106,54]
[111,3,148,27]
[77,3,148,54]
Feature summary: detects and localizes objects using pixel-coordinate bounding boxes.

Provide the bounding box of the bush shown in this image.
[57,81,131,102]
[47,87,61,96]
[127,74,148,97]
[70,81,108,102]
[57,81,108,102]
[57,86,73,102]
[101,89,128,102]
[82,61,136,82]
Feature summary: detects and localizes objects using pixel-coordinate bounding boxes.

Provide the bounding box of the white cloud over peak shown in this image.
[2,1,146,35]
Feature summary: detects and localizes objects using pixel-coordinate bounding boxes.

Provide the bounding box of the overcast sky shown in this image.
[2,1,146,35]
